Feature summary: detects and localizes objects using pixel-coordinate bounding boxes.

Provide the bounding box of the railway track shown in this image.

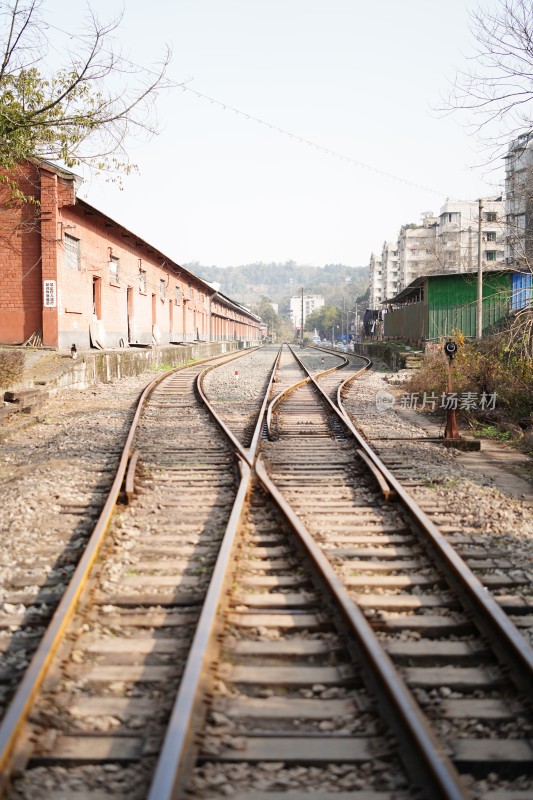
[263,346,533,798]
[0,345,275,799]
[337,366,533,642]
[148,344,533,800]
[1,343,531,799]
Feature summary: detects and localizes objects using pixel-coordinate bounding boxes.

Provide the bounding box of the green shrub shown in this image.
[406,333,533,423]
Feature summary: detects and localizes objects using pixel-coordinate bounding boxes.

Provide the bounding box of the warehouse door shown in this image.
[127,287,134,342]
[92,277,102,319]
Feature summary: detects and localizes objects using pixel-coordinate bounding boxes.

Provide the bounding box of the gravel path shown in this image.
[202,345,280,445]
[0,373,157,717]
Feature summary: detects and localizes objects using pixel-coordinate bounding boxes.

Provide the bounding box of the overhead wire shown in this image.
[41,18,451,198]
[177,85,448,198]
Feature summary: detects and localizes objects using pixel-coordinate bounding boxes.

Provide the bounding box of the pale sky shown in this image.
[44,0,506,267]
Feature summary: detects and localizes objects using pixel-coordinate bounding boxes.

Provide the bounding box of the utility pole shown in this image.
[300,287,304,346]
[476,198,483,339]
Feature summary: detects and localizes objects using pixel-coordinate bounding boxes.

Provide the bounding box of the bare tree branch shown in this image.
[439,0,533,157]
[0,0,172,187]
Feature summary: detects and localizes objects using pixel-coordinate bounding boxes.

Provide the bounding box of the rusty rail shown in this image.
[147,343,471,800]
[0,345,261,785]
[302,346,533,698]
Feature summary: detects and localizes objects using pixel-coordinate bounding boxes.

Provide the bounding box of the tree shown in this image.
[254,296,288,340]
[0,0,171,198]
[441,0,533,363]
[443,0,533,156]
[305,305,342,339]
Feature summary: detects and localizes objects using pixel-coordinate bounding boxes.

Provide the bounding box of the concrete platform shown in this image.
[3,341,243,394]
[0,341,246,437]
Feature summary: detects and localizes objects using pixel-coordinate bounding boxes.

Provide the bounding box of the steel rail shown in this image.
[148,343,468,800]
[246,345,283,460]
[147,460,251,800]
[265,345,344,437]
[0,344,260,784]
[266,380,308,438]
[147,351,288,798]
[296,346,533,698]
[254,457,469,800]
[196,344,283,465]
[147,346,283,798]
[195,368,253,467]
[147,343,347,799]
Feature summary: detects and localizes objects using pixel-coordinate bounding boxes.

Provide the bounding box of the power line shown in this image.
[42,18,449,198]
[178,84,448,198]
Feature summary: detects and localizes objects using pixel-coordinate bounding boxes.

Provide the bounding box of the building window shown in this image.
[109,256,120,283]
[64,233,80,270]
[486,250,497,261]
[486,231,496,242]
[139,271,146,293]
[189,285,194,300]
[160,279,166,300]
[175,286,181,305]
[485,212,497,222]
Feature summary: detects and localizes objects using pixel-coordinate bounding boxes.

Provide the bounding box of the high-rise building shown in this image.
[368,253,383,308]
[397,215,438,291]
[436,198,505,274]
[504,131,533,268]
[381,241,400,300]
[289,294,324,330]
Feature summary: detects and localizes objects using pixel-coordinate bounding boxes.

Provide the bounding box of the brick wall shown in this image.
[0,161,260,349]
[0,163,42,343]
[56,204,213,349]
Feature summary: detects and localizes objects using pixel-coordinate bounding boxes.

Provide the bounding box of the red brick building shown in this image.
[0,160,261,349]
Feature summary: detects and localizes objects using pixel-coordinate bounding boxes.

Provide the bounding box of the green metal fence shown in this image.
[427,273,510,340]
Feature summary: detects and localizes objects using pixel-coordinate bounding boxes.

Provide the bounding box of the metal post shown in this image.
[444,360,459,439]
[443,341,459,440]
[300,287,304,346]
[476,198,483,339]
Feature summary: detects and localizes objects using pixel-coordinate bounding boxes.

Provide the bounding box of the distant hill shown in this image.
[184,261,369,313]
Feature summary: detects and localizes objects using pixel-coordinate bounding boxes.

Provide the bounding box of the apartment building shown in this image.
[381,241,400,300]
[504,131,533,268]
[368,252,383,309]
[436,198,505,274]
[289,294,324,330]
[367,197,508,310]
[397,215,438,291]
